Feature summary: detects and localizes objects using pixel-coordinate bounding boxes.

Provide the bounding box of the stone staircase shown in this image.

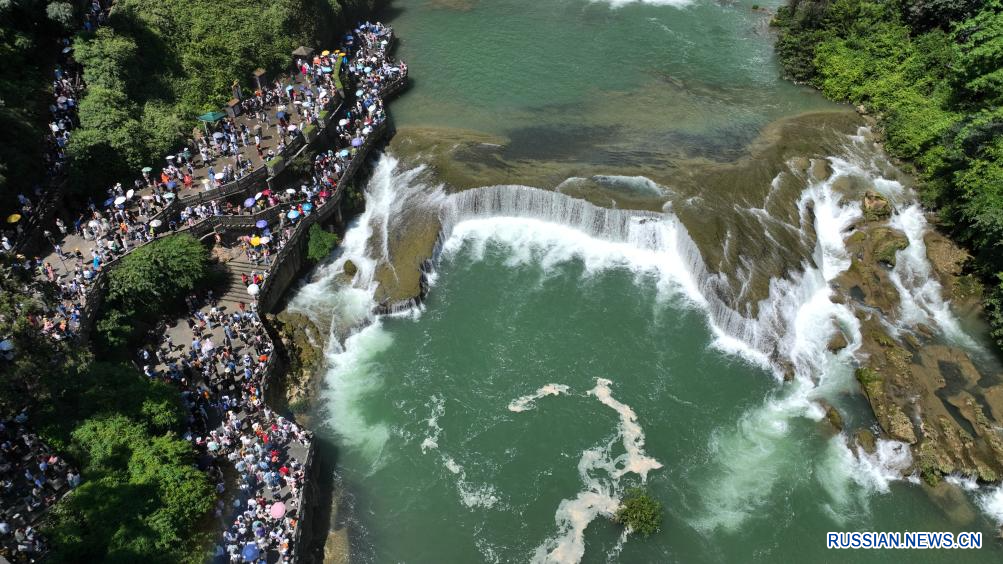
[219,257,267,308]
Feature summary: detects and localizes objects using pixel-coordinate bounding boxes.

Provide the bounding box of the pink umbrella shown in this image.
[270,501,286,519]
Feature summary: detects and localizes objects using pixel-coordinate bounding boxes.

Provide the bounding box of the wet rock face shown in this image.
[839,194,1003,485]
[269,311,327,424]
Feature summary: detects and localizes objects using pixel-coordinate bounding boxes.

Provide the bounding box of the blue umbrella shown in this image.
[241,543,260,562]
[338,149,349,157]
[364,66,372,73]
[302,203,313,211]
[276,111,287,120]
[167,181,177,189]
[287,210,300,219]
[103,198,115,207]
[355,90,363,97]
[244,197,255,208]
[255,219,268,229]
[351,137,363,147]
[321,66,332,73]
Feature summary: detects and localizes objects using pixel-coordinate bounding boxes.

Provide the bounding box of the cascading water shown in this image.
[289,135,1003,561]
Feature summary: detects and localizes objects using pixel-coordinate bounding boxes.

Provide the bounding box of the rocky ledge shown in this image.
[833,187,1003,485]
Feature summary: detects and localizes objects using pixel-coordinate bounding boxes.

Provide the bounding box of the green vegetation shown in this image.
[1,270,213,562]
[267,155,286,175]
[614,488,663,537]
[65,0,381,196]
[0,0,65,208]
[97,233,210,348]
[773,0,1003,350]
[307,223,340,262]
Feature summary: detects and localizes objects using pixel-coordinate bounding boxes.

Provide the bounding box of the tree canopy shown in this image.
[773,0,1003,350]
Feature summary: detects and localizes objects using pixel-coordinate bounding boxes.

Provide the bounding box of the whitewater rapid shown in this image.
[289,137,1001,559]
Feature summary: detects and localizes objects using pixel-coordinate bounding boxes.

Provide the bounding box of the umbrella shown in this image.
[287,125,298,132]
[163,192,176,200]
[103,198,115,207]
[241,543,260,562]
[88,220,100,229]
[250,236,261,246]
[167,181,177,189]
[321,66,332,73]
[142,195,155,200]
[270,501,286,519]
[319,190,329,197]
[338,119,349,126]
[364,66,372,73]
[244,198,256,208]
[351,138,363,147]
[62,46,72,54]
[285,188,296,194]
[212,131,225,139]
[259,236,271,244]
[338,149,349,157]
[0,340,13,351]
[247,283,260,296]
[262,189,272,196]
[259,354,269,362]
[166,155,175,161]
[276,111,287,120]
[197,111,226,122]
[255,220,268,229]
[141,166,153,173]
[254,191,263,200]
[215,172,225,180]
[114,196,126,205]
[150,219,163,228]
[355,90,363,97]
[6,214,21,224]
[302,203,313,211]
[321,50,330,56]
[287,210,300,219]
[126,189,135,199]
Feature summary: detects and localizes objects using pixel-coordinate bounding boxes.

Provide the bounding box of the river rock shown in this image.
[810,159,832,181]
[872,227,909,267]
[855,429,877,454]
[862,191,891,221]
[343,259,358,276]
[788,156,810,175]
[827,327,848,352]
[824,403,844,431]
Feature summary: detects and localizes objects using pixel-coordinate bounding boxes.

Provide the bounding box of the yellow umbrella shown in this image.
[250,236,261,247]
[6,213,21,223]
[321,50,330,56]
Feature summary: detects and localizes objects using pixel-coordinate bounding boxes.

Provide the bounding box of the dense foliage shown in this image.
[66,0,380,195]
[773,0,1003,349]
[0,0,67,209]
[614,488,663,537]
[307,222,340,261]
[98,233,210,347]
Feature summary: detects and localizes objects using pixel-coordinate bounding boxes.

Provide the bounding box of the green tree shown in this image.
[614,488,663,537]
[106,233,209,317]
[307,222,340,262]
[45,1,75,30]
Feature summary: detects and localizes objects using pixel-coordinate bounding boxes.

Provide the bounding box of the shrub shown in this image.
[307,223,340,262]
[614,488,662,537]
[106,233,209,320]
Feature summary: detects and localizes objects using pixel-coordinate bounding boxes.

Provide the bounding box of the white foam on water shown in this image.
[529,378,662,563]
[591,175,667,197]
[588,378,663,480]
[946,474,980,492]
[508,384,571,412]
[441,455,501,509]
[321,321,394,469]
[887,204,979,348]
[595,0,694,8]
[420,395,445,453]
[978,484,1003,526]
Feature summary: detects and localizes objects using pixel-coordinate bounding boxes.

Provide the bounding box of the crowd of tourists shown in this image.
[0,413,79,562]
[1,0,112,253]
[138,293,311,563]
[2,19,404,563]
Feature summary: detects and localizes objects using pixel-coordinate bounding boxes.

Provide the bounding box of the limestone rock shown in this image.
[827,328,848,352]
[824,404,844,431]
[343,259,358,276]
[862,191,891,222]
[810,159,832,182]
[855,429,877,454]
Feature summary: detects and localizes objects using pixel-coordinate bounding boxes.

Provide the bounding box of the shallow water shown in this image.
[290,0,1003,561]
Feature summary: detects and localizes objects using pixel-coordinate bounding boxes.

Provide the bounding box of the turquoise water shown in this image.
[388,0,839,162]
[310,225,1001,562]
[288,0,1003,562]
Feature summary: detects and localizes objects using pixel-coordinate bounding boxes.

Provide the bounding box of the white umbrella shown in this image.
[285,188,296,194]
[126,189,135,199]
[114,196,126,205]
[254,192,263,200]
[150,219,163,228]
[287,125,298,132]
[88,220,100,229]
[338,119,348,126]
[166,155,175,161]
[214,172,224,180]
[259,236,271,244]
[247,283,260,296]
[142,195,154,200]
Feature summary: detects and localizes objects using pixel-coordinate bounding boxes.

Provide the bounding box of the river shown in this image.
[286,0,1003,562]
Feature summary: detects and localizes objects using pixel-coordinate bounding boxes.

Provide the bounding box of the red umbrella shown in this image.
[259,354,268,362]
[262,189,272,196]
